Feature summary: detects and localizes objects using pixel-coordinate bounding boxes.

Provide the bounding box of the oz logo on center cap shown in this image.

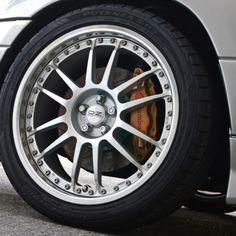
[86,105,106,126]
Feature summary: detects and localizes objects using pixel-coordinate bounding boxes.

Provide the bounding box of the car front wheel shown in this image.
[0,5,213,230]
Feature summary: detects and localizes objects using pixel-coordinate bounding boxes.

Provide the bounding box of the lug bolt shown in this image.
[108,106,116,116]
[81,124,91,133]
[100,126,110,135]
[79,104,88,114]
[96,95,106,105]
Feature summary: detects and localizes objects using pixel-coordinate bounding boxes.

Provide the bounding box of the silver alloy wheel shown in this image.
[12,25,179,205]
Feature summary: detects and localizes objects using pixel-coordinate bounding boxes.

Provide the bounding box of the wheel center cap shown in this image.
[86,105,106,126]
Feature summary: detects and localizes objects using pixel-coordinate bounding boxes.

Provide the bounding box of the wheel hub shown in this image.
[76,91,117,138]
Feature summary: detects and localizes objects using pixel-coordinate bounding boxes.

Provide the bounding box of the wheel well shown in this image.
[0,0,230,186]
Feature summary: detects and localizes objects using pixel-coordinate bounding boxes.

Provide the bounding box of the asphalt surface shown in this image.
[1,163,236,236]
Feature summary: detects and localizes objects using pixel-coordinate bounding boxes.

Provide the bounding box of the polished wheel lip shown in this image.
[12,25,179,205]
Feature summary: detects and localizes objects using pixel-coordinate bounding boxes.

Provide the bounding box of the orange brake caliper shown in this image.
[130,68,158,161]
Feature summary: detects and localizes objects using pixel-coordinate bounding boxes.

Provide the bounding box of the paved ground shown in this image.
[1,163,236,236]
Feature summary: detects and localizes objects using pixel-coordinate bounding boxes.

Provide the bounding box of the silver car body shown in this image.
[0,0,236,204]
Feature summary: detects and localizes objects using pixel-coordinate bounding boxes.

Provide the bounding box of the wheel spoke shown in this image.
[120,93,170,111]
[114,68,158,95]
[71,141,83,191]
[85,42,96,86]
[92,142,103,192]
[31,116,66,135]
[53,66,79,94]
[108,136,143,171]
[101,43,120,86]
[118,120,162,148]
[38,132,70,160]
[39,87,68,107]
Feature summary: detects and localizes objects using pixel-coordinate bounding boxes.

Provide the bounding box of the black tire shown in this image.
[0,4,213,231]
[186,192,235,214]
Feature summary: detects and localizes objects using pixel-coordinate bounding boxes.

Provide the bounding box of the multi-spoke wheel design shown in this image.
[13,26,178,203]
[0,5,213,230]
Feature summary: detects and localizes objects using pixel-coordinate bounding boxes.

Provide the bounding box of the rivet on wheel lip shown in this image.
[110,38,116,44]
[45,170,51,176]
[143,52,148,57]
[88,190,94,195]
[121,40,127,46]
[137,173,143,178]
[98,38,103,43]
[45,67,51,72]
[64,50,69,55]
[28,138,34,144]
[126,180,131,186]
[133,45,138,51]
[82,185,89,192]
[27,126,32,132]
[86,40,92,45]
[114,186,119,192]
[54,178,60,184]
[159,71,165,77]
[167,96,172,102]
[29,101,34,106]
[27,114,32,119]
[76,188,82,194]
[33,88,39,94]
[162,139,167,145]
[147,163,152,168]
[53,58,60,64]
[38,78,44,83]
[37,160,43,166]
[168,111,173,116]
[65,184,71,190]
[101,189,107,195]
[152,61,157,67]
[32,150,38,156]
[75,44,80,49]
[156,151,161,157]
[166,125,171,130]
[164,84,169,89]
